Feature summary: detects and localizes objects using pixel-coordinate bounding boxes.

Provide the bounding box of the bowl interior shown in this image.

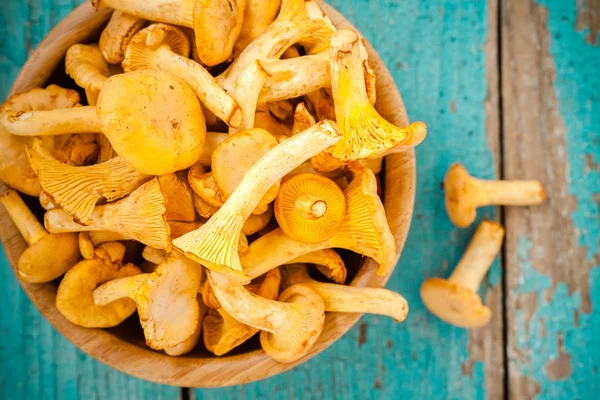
[0,1,416,387]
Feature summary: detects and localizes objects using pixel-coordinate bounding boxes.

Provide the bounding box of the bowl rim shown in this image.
[0,1,416,388]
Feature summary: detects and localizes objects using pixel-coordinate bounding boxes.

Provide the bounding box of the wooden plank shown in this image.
[195,0,504,398]
[502,0,600,398]
[0,1,180,399]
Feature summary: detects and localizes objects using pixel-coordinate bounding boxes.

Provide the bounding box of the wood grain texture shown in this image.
[0,0,417,391]
[502,0,600,398]
[195,0,504,398]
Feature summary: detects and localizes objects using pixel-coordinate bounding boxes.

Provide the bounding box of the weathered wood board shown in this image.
[502,0,600,398]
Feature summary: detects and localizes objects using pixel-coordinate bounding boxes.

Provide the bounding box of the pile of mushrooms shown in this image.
[0,0,439,363]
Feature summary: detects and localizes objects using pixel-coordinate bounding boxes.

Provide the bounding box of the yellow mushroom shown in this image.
[56,256,141,328]
[0,186,79,283]
[3,71,205,176]
[242,163,396,279]
[79,232,96,260]
[254,107,292,137]
[99,10,146,64]
[39,192,56,210]
[193,0,245,65]
[93,241,127,265]
[65,43,111,106]
[201,278,222,310]
[135,252,203,349]
[421,220,504,328]
[217,0,334,93]
[268,100,295,122]
[88,231,130,246]
[97,70,206,175]
[173,121,341,283]
[27,139,150,225]
[212,128,280,211]
[444,163,546,228]
[158,174,195,222]
[164,298,207,356]
[312,30,426,171]
[274,173,346,243]
[305,88,336,121]
[93,269,207,355]
[208,270,324,362]
[242,205,274,236]
[44,178,171,249]
[122,23,242,128]
[193,192,219,218]
[228,61,269,133]
[233,0,280,57]
[0,85,98,196]
[286,249,347,284]
[203,268,281,356]
[259,51,330,104]
[282,264,408,321]
[188,164,268,215]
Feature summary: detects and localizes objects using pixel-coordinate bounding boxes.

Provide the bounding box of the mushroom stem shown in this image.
[93,273,151,306]
[153,45,243,128]
[142,246,169,265]
[447,220,505,291]
[0,189,48,245]
[94,0,195,27]
[3,106,101,136]
[172,121,341,283]
[282,265,408,321]
[208,271,300,333]
[295,194,327,220]
[476,179,546,206]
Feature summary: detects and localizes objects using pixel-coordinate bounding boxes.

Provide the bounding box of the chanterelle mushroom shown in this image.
[217,0,335,93]
[274,173,346,243]
[92,0,243,66]
[44,178,171,250]
[65,43,111,105]
[157,174,196,222]
[286,248,347,284]
[421,220,504,328]
[311,29,427,171]
[281,264,408,321]
[208,270,324,362]
[242,163,396,279]
[211,128,280,211]
[444,163,546,228]
[173,121,342,284]
[123,23,242,128]
[27,139,150,225]
[99,10,146,64]
[0,185,79,283]
[97,70,206,175]
[56,255,141,328]
[203,268,281,356]
[0,85,98,196]
[136,252,203,349]
[232,0,280,57]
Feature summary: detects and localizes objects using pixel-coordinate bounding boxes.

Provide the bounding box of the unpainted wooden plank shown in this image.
[0,1,180,399]
[502,0,600,398]
[195,0,504,398]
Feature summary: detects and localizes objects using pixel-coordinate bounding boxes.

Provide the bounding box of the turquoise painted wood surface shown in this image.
[0,0,597,399]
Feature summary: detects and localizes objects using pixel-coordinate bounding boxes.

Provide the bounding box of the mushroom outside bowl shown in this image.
[0,1,416,387]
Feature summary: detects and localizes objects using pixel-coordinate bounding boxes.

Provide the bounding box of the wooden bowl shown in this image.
[0,1,415,387]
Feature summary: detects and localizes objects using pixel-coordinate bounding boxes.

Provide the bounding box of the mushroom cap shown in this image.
[191,0,244,66]
[212,128,280,209]
[188,165,227,208]
[259,284,325,363]
[275,173,346,243]
[242,205,274,236]
[0,85,90,196]
[56,258,141,328]
[122,23,191,72]
[444,163,480,228]
[96,70,206,175]
[420,277,492,328]
[204,268,281,356]
[99,10,146,64]
[164,298,207,356]
[17,233,80,283]
[135,252,203,349]
[158,174,196,222]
